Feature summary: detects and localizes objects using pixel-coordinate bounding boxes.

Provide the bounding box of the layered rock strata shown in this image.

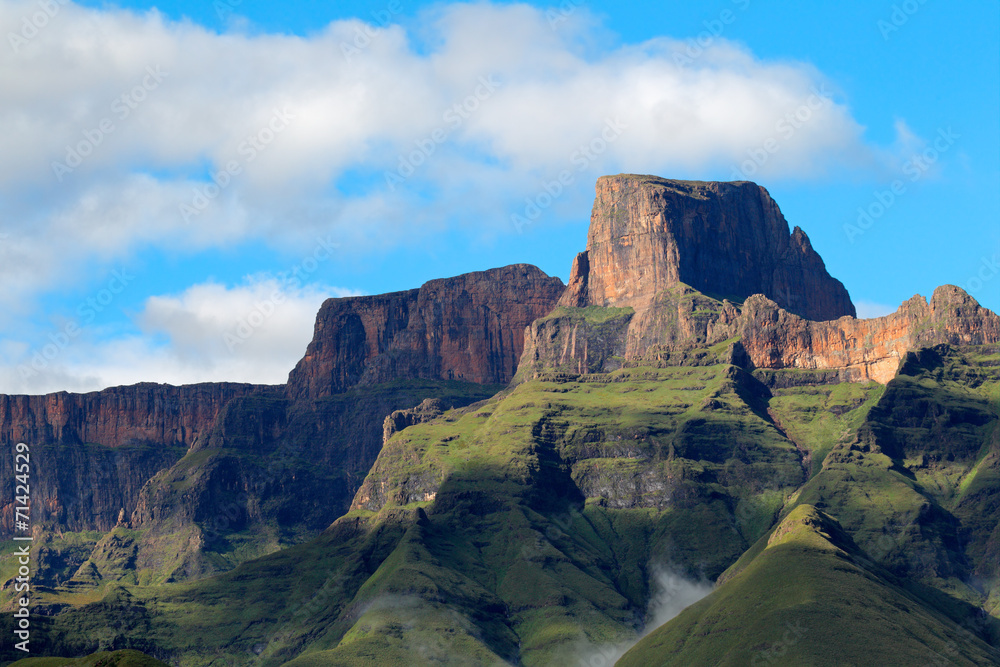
[558,175,855,321]
[523,175,999,384]
[287,264,565,401]
[740,285,1000,383]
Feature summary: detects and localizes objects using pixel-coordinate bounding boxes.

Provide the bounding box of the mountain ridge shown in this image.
[558,174,856,321]
[2,176,998,667]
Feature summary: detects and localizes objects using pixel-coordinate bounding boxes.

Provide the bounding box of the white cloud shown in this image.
[0,0,928,391]
[0,2,911,296]
[0,277,359,394]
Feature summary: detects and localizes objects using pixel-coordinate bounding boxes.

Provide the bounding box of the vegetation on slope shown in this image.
[2,318,995,666]
[617,505,999,666]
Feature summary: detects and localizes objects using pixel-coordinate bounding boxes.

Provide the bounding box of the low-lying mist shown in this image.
[570,565,714,666]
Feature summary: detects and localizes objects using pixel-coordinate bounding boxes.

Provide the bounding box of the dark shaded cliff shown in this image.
[559,175,855,321]
[0,383,270,534]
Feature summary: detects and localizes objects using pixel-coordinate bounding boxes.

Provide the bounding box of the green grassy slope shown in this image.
[10,650,168,667]
[617,505,999,667]
[5,334,997,666]
[786,346,1000,636]
[11,354,826,665]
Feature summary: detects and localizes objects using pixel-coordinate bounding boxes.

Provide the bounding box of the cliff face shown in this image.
[559,175,855,321]
[0,383,270,533]
[287,264,565,401]
[0,382,266,448]
[522,282,1000,385]
[740,285,1000,383]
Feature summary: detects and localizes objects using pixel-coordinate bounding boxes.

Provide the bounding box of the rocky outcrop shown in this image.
[0,382,271,534]
[559,175,855,321]
[383,398,448,445]
[522,282,999,386]
[518,305,635,377]
[520,284,744,378]
[287,264,565,401]
[739,285,1000,383]
[0,382,267,448]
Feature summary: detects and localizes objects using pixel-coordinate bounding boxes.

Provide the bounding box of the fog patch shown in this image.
[571,566,714,667]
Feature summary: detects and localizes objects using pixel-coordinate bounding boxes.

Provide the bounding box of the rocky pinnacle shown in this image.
[559,175,856,321]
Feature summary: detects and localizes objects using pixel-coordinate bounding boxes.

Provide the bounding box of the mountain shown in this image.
[558,175,855,321]
[2,176,998,666]
[0,265,563,587]
[618,505,998,666]
[621,343,1000,666]
[0,382,270,533]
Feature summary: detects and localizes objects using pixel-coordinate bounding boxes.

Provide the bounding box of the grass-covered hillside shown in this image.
[1,301,996,666]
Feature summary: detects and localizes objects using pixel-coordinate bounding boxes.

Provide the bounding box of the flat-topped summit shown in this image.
[560,175,856,321]
[287,264,565,401]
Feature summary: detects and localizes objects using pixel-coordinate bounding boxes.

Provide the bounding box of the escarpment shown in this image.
[523,175,999,384]
[0,265,563,561]
[558,175,855,321]
[739,285,1000,383]
[287,264,565,401]
[0,382,272,533]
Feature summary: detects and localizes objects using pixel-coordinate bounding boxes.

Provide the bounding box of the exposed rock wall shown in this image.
[522,283,999,386]
[559,175,855,321]
[287,264,565,401]
[0,382,270,533]
[0,382,266,448]
[740,285,1000,383]
[528,175,998,385]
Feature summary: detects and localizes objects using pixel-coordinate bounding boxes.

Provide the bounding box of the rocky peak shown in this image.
[559,175,855,321]
[739,284,1000,383]
[287,264,565,401]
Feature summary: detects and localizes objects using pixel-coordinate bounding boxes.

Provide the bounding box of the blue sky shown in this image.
[1,0,997,393]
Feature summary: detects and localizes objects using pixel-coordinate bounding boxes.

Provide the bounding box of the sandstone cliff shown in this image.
[522,282,1000,385]
[0,382,270,533]
[524,175,999,385]
[559,175,855,321]
[740,284,1000,383]
[287,264,565,401]
[0,382,266,448]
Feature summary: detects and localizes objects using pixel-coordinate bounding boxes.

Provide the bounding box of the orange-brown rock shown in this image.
[522,282,999,385]
[287,264,564,401]
[559,175,855,321]
[0,382,266,448]
[0,382,271,533]
[528,175,999,386]
[740,285,1000,383]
